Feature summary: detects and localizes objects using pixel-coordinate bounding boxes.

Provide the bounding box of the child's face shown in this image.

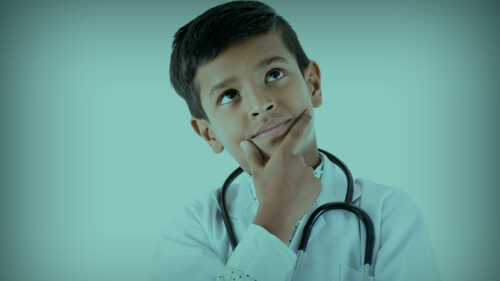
[191,30,322,173]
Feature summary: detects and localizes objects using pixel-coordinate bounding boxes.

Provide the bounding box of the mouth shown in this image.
[252,119,292,139]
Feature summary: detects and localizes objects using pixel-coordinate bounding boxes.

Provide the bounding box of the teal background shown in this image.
[1,1,498,281]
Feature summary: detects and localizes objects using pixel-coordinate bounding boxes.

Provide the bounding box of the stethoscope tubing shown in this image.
[220,166,243,250]
[219,148,375,270]
[298,201,375,265]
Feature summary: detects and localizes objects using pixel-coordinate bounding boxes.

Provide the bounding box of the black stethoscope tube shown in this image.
[298,202,375,266]
[220,166,243,250]
[219,148,375,268]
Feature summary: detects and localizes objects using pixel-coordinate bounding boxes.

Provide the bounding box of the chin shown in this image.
[254,135,289,161]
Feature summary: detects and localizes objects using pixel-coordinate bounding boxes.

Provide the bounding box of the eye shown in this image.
[265,68,285,83]
[218,89,239,105]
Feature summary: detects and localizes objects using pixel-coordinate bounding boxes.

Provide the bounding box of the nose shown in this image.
[248,97,276,119]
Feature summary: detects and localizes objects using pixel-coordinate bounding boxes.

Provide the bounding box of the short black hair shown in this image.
[170,0,311,121]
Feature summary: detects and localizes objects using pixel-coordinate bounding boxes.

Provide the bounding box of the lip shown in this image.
[252,118,291,139]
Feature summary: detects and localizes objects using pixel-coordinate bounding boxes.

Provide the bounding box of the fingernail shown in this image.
[240,141,249,152]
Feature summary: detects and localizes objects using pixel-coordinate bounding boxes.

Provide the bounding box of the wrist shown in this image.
[253,209,295,244]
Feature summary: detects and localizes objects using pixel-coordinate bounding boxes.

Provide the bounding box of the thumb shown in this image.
[240,140,264,174]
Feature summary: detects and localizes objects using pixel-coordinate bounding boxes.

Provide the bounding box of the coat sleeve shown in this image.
[374,189,441,281]
[150,197,296,281]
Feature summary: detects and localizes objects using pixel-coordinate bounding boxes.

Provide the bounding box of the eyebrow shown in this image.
[209,56,288,98]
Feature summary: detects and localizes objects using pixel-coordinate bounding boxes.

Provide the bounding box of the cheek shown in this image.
[280,80,310,103]
[212,120,246,149]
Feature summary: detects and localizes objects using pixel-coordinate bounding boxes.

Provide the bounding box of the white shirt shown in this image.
[151,151,441,281]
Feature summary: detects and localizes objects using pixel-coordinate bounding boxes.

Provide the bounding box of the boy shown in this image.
[152,1,441,280]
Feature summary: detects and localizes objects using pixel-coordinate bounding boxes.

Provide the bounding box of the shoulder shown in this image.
[355,177,421,222]
[157,186,229,254]
[355,180,441,280]
[159,187,222,243]
[172,187,222,230]
[165,168,250,237]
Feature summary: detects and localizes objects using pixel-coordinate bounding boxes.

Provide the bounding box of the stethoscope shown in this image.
[219,149,375,281]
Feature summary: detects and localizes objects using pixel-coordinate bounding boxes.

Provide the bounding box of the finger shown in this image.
[240,140,265,173]
[278,109,313,155]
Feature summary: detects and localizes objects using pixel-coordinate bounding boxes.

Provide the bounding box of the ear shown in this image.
[304,60,322,108]
[190,117,224,153]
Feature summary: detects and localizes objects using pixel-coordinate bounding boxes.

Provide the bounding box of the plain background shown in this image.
[1,0,499,281]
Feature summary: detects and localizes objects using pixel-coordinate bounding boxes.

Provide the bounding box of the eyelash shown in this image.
[217,68,286,105]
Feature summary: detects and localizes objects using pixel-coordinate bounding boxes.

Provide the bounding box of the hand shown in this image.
[240,109,322,243]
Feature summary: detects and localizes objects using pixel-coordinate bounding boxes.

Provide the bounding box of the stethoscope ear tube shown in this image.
[220,167,244,251]
[298,203,375,265]
[318,149,353,204]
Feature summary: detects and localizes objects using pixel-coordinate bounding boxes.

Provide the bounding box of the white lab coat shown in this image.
[151,151,441,281]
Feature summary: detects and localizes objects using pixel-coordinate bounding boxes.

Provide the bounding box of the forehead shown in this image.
[195,31,295,98]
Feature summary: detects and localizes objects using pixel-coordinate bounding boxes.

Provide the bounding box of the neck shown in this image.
[303,138,321,169]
